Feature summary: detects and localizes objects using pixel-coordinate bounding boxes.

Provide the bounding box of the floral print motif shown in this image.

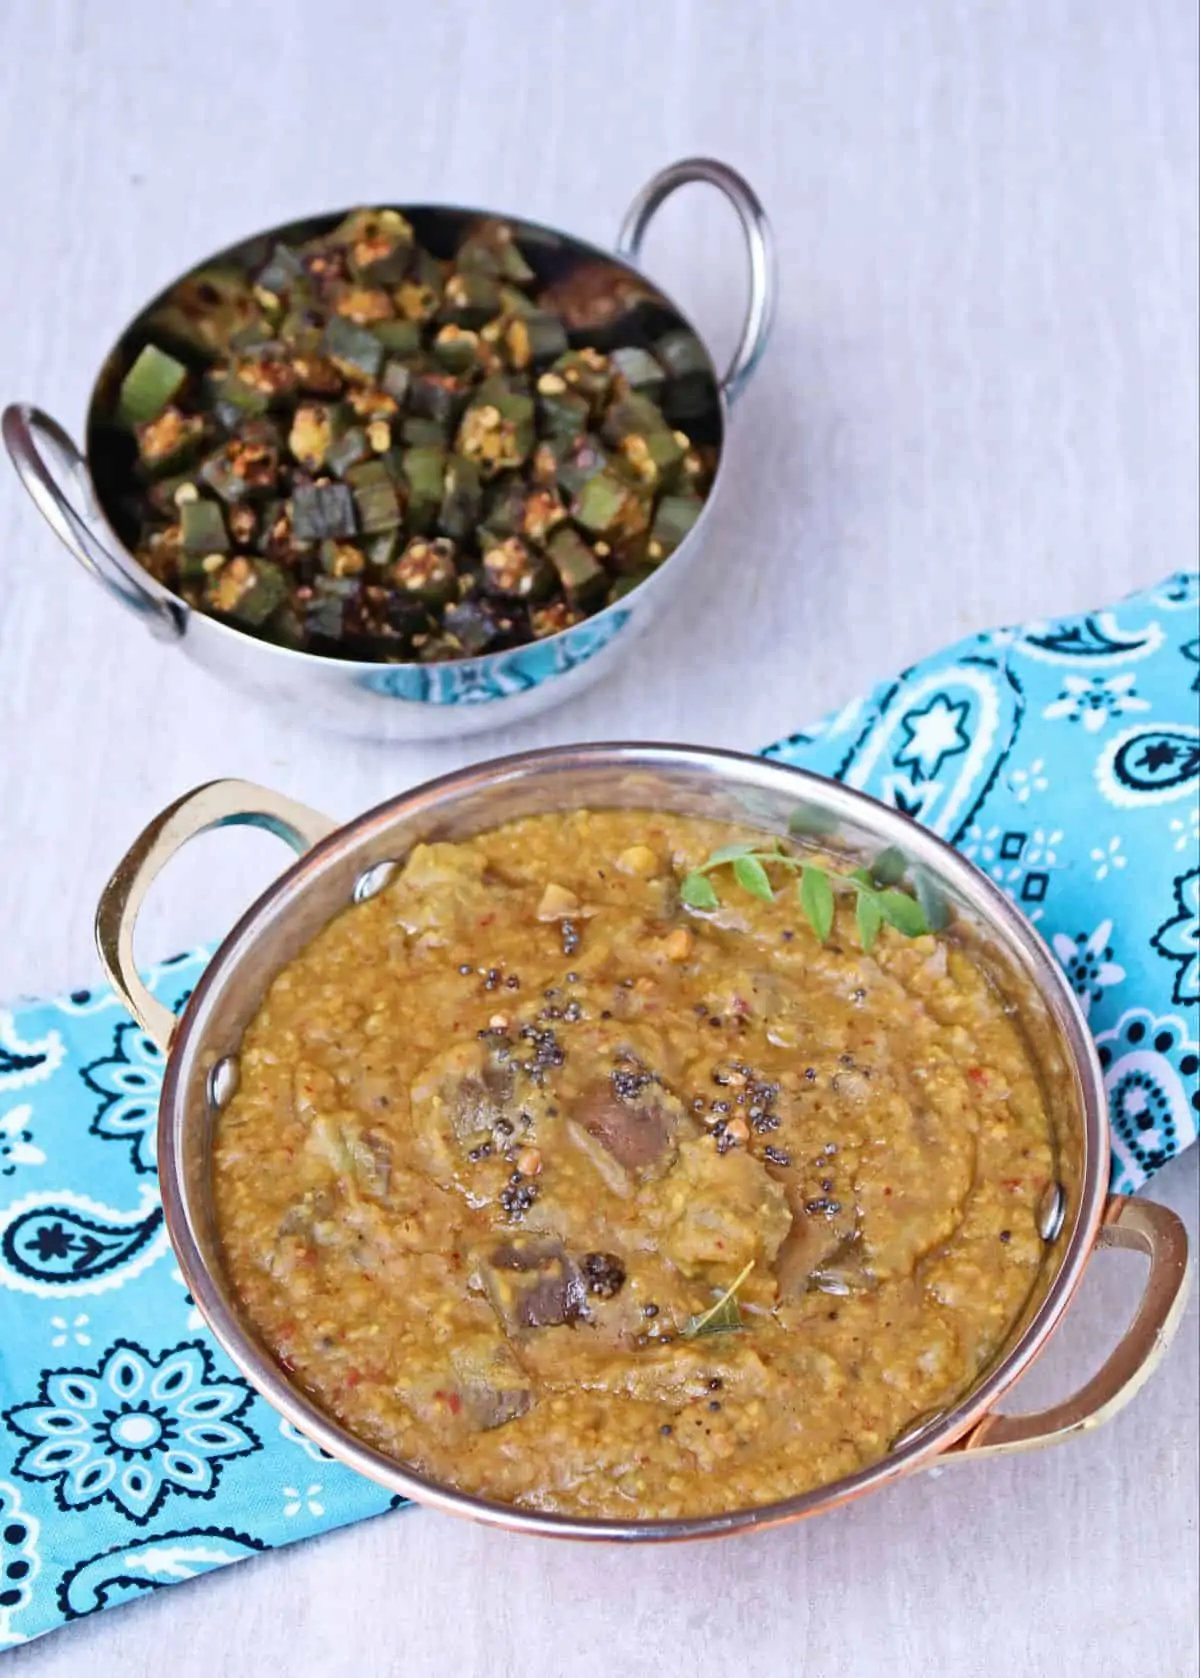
[1052,920,1127,1016]
[282,1483,325,1518]
[1042,673,1150,732]
[1151,869,1200,1007]
[5,1340,258,1525]
[0,1107,44,1176]
[1008,758,1049,803]
[1089,838,1127,881]
[48,1316,90,1350]
[81,1024,165,1175]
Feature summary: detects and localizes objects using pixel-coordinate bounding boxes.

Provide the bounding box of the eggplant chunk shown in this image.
[477,1235,587,1334]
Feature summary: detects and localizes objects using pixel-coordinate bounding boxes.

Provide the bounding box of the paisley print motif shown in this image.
[1096,724,1200,808]
[57,1527,267,1620]
[1095,1008,1199,1185]
[0,1482,40,1646]
[0,1188,168,1296]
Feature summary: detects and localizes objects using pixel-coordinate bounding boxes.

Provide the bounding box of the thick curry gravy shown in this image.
[213,810,1055,1518]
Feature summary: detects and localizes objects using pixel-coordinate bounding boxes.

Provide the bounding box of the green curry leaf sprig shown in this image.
[679,842,930,954]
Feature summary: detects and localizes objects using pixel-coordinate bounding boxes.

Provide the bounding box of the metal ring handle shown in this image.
[946,1196,1191,1462]
[616,158,776,408]
[2,402,185,641]
[96,779,337,1052]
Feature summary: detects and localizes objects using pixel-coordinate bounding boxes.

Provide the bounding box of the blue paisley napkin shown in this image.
[1,572,1197,1649]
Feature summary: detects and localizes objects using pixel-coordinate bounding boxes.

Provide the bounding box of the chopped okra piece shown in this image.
[205,557,288,627]
[433,324,486,375]
[481,533,555,601]
[180,496,229,557]
[380,359,413,405]
[391,536,459,606]
[255,242,308,299]
[319,539,367,577]
[149,266,260,358]
[321,314,385,382]
[546,526,606,607]
[146,471,197,517]
[457,219,535,286]
[363,528,400,570]
[292,480,357,541]
[440,456,484,544]
[555,435,610,500]
[119,345,187,425]
[334,286,396,327]
[549,348,612,411]
[288,404,336,472]
[304,573,361,643]
[571,468,648,542]
[614,425,686,491]
[402,415,451,448]
[457,386,534,477]
[410,371,470,426]
[371,318,423,357]
[601,390,671,447]
[609,345,666,400]
[504,311,569,371]
[329,209,415,285]
[327,426,371,478]
[441,271,502,328]
[135,408,207,476]
[444,597,509,655]
[346,459,403,533]
[521,486,568,546]
[199,423,281,504]
[402,445,448,533]
[481,474,528,537]
[290,354,344,397]
[654,328,715,419]
[535,372,591,440]
[647,494,702,562]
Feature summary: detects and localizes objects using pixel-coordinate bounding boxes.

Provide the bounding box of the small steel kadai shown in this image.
[3,160,774,742]
[95,745,1191,1543]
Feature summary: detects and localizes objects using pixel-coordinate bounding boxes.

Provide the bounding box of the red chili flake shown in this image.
[967,1067,989,1085]
[346,1368,363,1388]
[278,1351,297,1374]
[1001,1177,1023,1191]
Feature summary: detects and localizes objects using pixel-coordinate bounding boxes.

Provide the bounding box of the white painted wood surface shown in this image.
[0,1,1196,1672]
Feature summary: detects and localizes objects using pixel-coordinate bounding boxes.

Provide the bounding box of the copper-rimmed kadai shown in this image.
[94,744,1191,1541]
[3,160,773,742]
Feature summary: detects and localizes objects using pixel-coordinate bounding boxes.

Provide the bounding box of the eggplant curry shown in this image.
[213,811,1055,1518]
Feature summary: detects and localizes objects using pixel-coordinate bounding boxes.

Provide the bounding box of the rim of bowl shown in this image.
[159,742,1109,1541]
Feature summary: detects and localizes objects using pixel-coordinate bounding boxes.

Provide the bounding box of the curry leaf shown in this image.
[869,846,908,887]
[681,1260,755,1338]
[877,888,930,937]
[856,890,883,953]
[703,843,760,867]
[680,871,720,911]
[799,865,835,942]
[732,855,774,902]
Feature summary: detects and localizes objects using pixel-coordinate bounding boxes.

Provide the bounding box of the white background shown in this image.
[0,2,1196,1673]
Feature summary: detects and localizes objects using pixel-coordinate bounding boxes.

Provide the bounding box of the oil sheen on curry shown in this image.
[213,811,1055,1519]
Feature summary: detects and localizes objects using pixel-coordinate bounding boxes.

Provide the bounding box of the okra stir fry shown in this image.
[109,209,718,660]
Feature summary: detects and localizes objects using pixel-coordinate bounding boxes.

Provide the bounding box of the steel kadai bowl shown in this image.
[96,744,1191,1543]
[3,159,774,743]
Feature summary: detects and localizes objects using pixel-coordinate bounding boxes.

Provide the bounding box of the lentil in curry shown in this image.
[213,810,1055,1519]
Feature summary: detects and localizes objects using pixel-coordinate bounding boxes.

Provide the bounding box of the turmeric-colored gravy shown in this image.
[214,811,1053,1518]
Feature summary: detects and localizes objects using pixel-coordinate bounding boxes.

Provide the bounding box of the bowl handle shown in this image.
[616,158,776,408]
[95,779,338,1052]
[943,1195,1192,1462]
[2,402,185,641]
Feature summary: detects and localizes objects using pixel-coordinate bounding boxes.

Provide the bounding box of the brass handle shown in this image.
[2,403,186,641]
[949,1195,1192,1461]
[616,158,775,408]
[96,779,337,1053]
